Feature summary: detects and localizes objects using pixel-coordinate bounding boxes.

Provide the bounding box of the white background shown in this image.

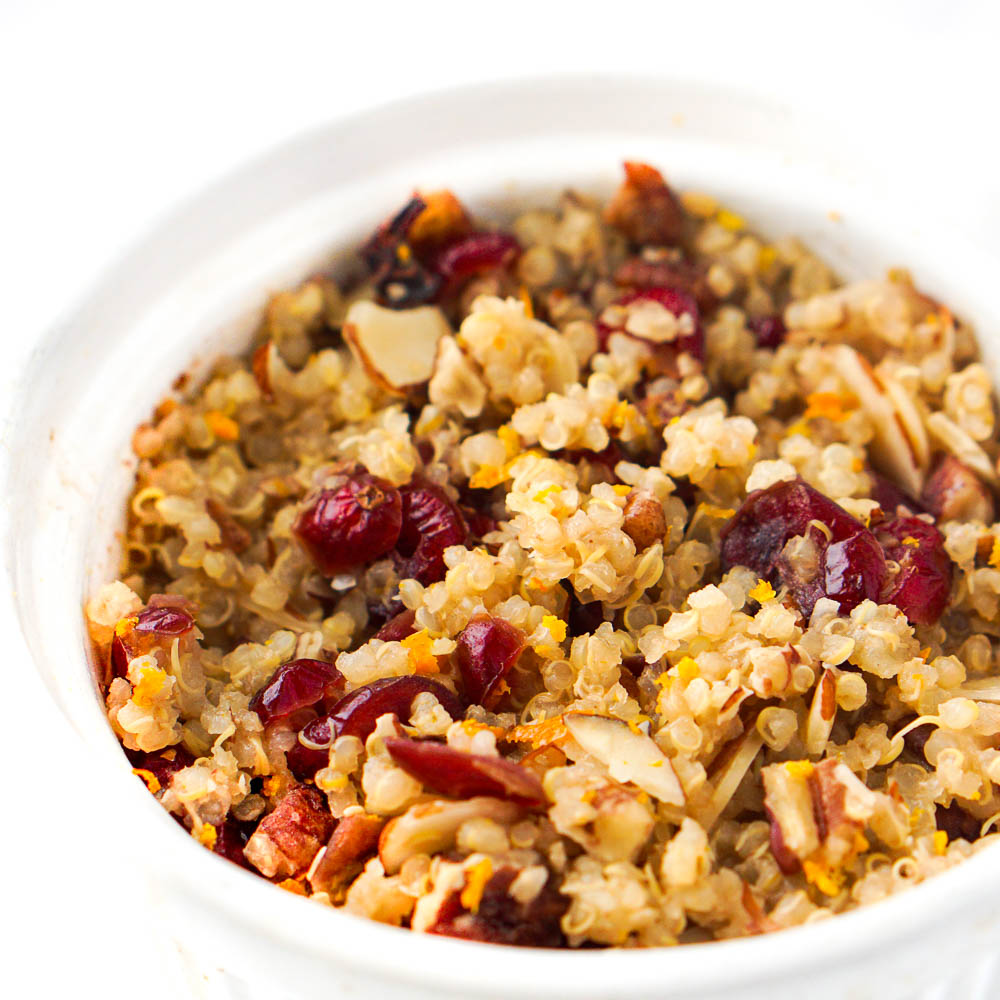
[2,1,998,997]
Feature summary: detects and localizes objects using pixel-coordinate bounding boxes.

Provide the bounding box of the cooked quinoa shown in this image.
[86,162,1000,947]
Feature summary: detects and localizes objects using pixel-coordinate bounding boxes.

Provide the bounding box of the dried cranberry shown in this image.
[111,601,196,679]
[212,819,253,869]
[430,232,520,289]
[125,746,194,788]
[249,658,344,725]
[384,737,546,808]
[567,593,605,637]
[454,614,525,708]
[394,481,468,584]
[876,516,953,625]
[598,287,703,362]
[721,478,887,617]
[427,866,567,947]
[560,441,623,483]
[614,256,717,312]
[314,675,466,745]
[461,506,500,543]
[749,314,787,350]
[936,802,981,842]
[294,472,402,577]
[360,196,441,309]
[604,161,685,246]
[285,738,331,782]
[870,471,923,516]
[374,608,418,642]
[133,605,195,635]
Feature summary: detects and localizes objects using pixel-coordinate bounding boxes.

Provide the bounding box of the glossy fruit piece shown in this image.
[384,737,546,808]
[430,232,520,287]
[613,256,717,312]
[125,745,195,788]
[249,658,344,725]
[427,866,567,947]
[305,675,466,749]
[720,478,887,617]
[111,601,196,679]
[359,196,442,309]
[870,470,922,516]
[212,819,253,869]
[454,614,525,708]
[748,314,787,350]
[394,481,468,584]
[374,608,418,642]
[604,160,685,246]
[877,515,953,625]
[293,471,402,577]
[285,740,331,783]
[598,287,703,362]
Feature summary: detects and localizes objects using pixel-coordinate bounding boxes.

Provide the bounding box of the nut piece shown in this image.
[344,300,451,393]
[244,786,334,879]
[921,454,995,524]
[562,713,685,806]
[308,812,385,892]
[622,490,667,550]
[378,797,521,874]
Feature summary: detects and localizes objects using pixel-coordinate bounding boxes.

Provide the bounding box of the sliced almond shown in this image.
[926,411,999,487]
[804,668,837,755]
[562,713,685,806]
[378,797,521,874]
[833,344,927,496]
[344,300,451,394]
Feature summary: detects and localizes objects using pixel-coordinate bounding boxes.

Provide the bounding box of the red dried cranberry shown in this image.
[427,866,567,947]
[320,675,465,744]
[249,658,344,725]
[360,196,442,309]
[430,232,520,289]
[461,506,500,542]
[598,287,703,362]
[374,608,418,642]
[613,256,717,312]
[394,481,468,584]
[721,478,887,617]
[604,161,685,246]
[567,593,605,637]
[285,738,331,782]
[935,802,981,842]
[133,605,195,635]
[749,314,787,350]
[560,441,624,483]
[876,516,953,625]
[384,737,546,808]
[294,472,402,577]
[870,471,923,516]
[212,819,253,869]
[111,602,196,679]
[454,614,525,708]
[125,746,195,788]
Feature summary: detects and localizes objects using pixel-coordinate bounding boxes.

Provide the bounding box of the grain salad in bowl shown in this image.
[85,160,1000,948]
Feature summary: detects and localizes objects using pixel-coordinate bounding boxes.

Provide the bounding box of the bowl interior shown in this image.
[4,76,1000,999]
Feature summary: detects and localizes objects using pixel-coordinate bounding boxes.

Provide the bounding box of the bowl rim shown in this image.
[4,72,1000,996]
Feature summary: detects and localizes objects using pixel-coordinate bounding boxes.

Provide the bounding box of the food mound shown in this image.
[86,162,1000,947]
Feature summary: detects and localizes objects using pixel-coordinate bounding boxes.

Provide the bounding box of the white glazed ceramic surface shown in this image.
[3,77,1000,1000]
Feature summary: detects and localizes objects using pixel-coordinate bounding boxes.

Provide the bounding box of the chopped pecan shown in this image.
[921,454,995,524]
[244,786,334,879]
[205,498,253,554]
[308,813,385,892]
[622,490,667,551]
[604,161,685,246]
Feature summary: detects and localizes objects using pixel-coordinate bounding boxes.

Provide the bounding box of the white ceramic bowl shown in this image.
[4,76,1000,1000]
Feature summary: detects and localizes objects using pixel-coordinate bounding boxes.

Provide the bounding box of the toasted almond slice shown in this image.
[344,300,451,394]
[563,713,685,806]
[833,344,926,496]
[926,412,999,487]
[804,668,837,756]
[378,797,521,874]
